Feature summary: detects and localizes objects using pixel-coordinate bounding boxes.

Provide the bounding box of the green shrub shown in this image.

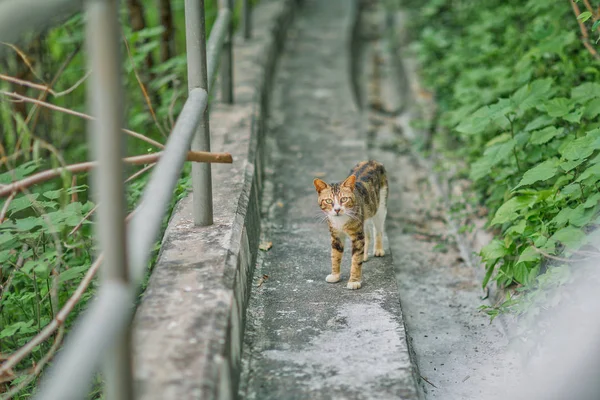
[410,0,600,313]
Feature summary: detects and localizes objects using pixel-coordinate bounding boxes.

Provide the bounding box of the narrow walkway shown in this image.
[361,14,521,399]
[239,1,418,399]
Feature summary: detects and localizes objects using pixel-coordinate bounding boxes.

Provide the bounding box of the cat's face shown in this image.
[313,175,356,218]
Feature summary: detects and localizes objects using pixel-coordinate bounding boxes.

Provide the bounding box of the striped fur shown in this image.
[313,160,388,290]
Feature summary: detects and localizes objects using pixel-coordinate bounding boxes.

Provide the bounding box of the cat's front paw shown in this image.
[326,274,341,283]
[346,281,362,290]
[374,248,385,257]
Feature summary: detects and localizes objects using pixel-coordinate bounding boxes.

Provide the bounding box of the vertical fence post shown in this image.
[220,0,234,103]
[85,0,133,399]
[185,0,213,226]
[243,0,252,39]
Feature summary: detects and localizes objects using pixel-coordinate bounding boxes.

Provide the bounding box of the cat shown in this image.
[313,160,388,290]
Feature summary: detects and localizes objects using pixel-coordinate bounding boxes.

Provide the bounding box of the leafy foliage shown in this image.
[0,0,256,396]
[409,0,600,313]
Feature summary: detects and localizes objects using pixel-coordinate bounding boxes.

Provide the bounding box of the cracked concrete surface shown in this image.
[238,0,418,399]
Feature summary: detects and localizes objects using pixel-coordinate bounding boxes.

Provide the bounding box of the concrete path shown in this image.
[238,1,419,399]
[359,9,522,399]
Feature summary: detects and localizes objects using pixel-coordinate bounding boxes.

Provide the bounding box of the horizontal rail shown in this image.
[36,283,133,400]
[127,87,208,283]
[34,88,208,399]
[0,0,82,44]
[207,9,232,95]
[6,0,249,396]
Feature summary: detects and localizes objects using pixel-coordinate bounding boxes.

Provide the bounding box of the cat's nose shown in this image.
[334,206,341,214]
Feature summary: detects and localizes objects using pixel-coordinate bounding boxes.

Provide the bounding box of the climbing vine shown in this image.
[409,0,600,315]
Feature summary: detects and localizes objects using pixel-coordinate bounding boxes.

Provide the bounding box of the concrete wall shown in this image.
[132,1,299,398]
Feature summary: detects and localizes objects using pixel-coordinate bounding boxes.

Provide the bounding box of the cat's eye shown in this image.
[325,199,333,204]
[340,197,349,203]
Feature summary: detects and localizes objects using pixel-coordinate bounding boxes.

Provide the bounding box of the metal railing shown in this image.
[0,0,252,398]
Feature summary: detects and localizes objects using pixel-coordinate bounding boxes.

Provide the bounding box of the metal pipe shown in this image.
[34,89,208,400]
[35,284,133,400]
[0,0,82,44]
[207,9,232,95]
[185,0,214,226]
[243,0,252,39]
[85,0,133,399]
[219,0,234,104]
[127,88,208,283]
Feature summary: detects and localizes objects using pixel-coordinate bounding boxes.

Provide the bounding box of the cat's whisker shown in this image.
[311,210,331,225]
[344,211,361,223]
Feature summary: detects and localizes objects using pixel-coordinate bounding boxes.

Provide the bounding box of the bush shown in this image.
[410,0,600,314]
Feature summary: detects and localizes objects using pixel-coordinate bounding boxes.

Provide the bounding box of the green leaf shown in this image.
[490,195,536,225]
[0,160,39,184]
[584,98,600,119]
[485,132,512,147]
[135,26,165,39]
[525,115,555,131]
[559,134,597,161]
[482,263,495,289]
[456,99,512,135]
[551,226,586,249]
[0,249,12,263]
[593,20,600,31]
[530,126,563,145]
[514,158,559,189]
[583,192,600,208]
[539,97,573,117]
[570,205,596,227]
[560,158,587,172]
[480,239,508,261]
[559,183,584,200]
[551,207,574,227]
[513,263,529,285]
[511,78,555,112]
[7,194,39,215]
[21,260,37,274]
[15,216,43,231]
[58,266,87,283]
[34,261,50,278]
[578,11,593,22]
[516,246,541,265]
[563,109,583,123]
[43,189,63,200]
[506,219,527,235]
[469,139,515,181]
[571,82,600,102]
[0,321,33,339]
[0,232,16,246]
[576,162,600,182]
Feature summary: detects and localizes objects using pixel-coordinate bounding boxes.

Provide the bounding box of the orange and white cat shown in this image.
[313,160,388,290]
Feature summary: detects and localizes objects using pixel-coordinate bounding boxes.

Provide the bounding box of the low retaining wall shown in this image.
[132,1,298,399]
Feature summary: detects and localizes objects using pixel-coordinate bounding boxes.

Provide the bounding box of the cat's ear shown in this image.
[341,175,356,190]
[313,178,329,193]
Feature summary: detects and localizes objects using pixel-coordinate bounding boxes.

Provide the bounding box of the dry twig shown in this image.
[0,42,43,82]
[0,327,65,399]
[0,151,231,198]
[0,90,165,150]
[530,244,597,263]
[68,162,156,236]
[0,255,103,377]
[0,71,91,99]
[123,37,166,137]
[571,0,600,60]
[0,192,15,223]
[0,245,28,307]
